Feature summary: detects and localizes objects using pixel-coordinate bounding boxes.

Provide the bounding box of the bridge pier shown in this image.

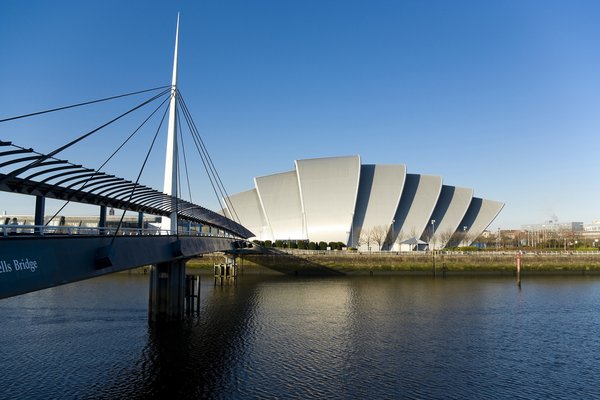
[34,196,45,235]
[99,205,107,234]
[137,211,144,233]
[148,259,187,322]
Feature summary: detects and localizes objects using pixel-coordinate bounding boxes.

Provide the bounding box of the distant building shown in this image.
[584,221,600,232]
[522,221,584,232]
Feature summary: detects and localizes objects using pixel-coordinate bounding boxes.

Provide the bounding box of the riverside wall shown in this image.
[187,250,600,276]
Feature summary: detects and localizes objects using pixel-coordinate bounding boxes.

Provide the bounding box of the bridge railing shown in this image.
[0,224,235,239]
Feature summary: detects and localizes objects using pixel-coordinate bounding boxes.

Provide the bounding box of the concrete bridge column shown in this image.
[34,195,45,235]
[148,259,187,322]
[137,211,144,233]
[99,206,107,234]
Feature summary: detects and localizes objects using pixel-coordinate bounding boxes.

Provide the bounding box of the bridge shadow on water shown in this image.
[240,247,345,276]
[89,250,342,398]
[97,275,269,399]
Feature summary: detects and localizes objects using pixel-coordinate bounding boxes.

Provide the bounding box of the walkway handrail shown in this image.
[0,223,238,239]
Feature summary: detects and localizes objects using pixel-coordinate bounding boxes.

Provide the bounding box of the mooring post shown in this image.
[184,274,200,316]
[517,251,522,288]
[148,259,187,322]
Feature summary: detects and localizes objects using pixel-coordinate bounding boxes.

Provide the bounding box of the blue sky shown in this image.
[1,0,599,230]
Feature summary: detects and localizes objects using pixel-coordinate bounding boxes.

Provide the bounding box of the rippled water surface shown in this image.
[2,272,600,399]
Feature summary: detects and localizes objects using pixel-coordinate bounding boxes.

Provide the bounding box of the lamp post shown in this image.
[497,227,501,250]
[430,219,436,276]
[462,225,467,247]
[349,213,354,248]
[391,219,395,251]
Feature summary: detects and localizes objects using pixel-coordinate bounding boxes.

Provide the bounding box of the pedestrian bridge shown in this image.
[0,134,253,305]
[0,18,256,320]
[0,226,249,300]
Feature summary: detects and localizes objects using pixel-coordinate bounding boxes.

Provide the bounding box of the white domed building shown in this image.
[222,155,503,251]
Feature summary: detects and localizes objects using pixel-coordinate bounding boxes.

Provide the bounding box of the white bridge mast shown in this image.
[161,14,180,234]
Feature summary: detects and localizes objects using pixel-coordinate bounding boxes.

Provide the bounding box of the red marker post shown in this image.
[516,252,522,288]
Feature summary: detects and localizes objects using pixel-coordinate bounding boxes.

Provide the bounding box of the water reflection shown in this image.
[97,276,265,399]
[2,274,600,399]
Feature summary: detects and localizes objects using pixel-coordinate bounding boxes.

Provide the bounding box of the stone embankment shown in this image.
[187,250,600,276]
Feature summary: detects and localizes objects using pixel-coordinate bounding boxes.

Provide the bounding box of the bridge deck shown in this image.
[0,234,237,299]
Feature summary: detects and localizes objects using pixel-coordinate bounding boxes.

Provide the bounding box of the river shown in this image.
[1,272,600,399]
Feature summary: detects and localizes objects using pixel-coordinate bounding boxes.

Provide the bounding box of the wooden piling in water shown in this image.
[184,274,200,316]
[214,257,237,286]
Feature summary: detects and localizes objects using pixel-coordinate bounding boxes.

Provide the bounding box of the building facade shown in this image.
[522,221,584,232]
[223,155,504,250]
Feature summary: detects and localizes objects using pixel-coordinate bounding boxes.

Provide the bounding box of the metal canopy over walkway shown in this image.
[0,137,252,301]
[0,140,252,239]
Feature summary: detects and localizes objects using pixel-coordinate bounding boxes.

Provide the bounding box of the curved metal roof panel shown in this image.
[353,164,406,247]
[456,198,505,247]
[255,170,304,241]
[393,174,443,242]
[425,185,474,249]
[222,188,271,241]
[295,155,361,244]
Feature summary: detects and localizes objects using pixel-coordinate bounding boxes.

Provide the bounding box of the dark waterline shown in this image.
[1,273,600,399]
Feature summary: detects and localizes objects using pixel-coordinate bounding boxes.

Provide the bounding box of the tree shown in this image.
[461,231,475,247]
[371,225,389,251]
[357,228,373,251]
[437,228,455,249]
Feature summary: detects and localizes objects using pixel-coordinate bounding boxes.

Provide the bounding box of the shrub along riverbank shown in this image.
[187,250,600,275]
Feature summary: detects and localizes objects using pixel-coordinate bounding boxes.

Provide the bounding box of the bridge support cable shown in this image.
[176,110,194,203]
[111,102,171,241]
[0,89,176,231]
[0,88,171,190]
[176,92,242,229]
[178,100,224,217]
[0,85,170,124]
[174,97,226,224]
[42,94,172,226]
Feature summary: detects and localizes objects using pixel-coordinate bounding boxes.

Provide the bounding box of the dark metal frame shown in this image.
[0,141,253,238]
